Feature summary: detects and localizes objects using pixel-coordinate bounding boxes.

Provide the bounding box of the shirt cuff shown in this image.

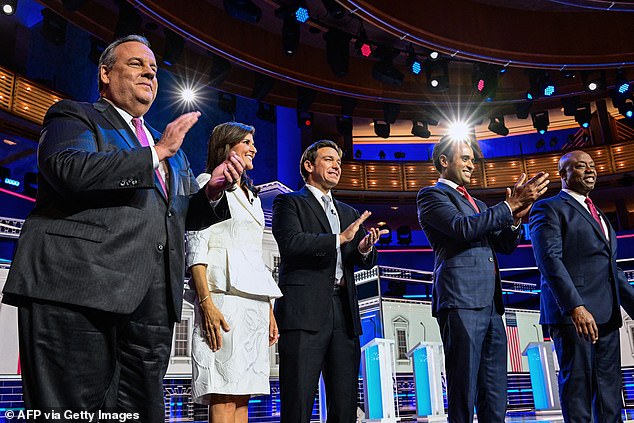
[149,146,159,169]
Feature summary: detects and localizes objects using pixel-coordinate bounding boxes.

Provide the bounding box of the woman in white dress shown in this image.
[185,122,282,422]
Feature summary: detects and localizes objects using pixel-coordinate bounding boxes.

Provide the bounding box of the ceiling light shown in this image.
[297,110,313,128]
[473,63,498,100]
[615,69,630,95]
[531,111,549,135]
[223,0,262,23]
[574,104,591,128]
[582,70,606,92]
[488,115,509,136]
[373,120,390,138]
[411,120,431,138]
[447,121,471,141]
[2,0,16,15]
[426,60,449,91]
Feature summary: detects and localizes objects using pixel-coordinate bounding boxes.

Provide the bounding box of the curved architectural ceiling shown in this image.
[36,0,634,119]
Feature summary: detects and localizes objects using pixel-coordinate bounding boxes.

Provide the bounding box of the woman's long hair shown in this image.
[205,122,259,196]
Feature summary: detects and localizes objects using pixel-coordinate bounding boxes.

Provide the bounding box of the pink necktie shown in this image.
[584,197,605,237]
[132,118,168,196]
[456,185,479,212]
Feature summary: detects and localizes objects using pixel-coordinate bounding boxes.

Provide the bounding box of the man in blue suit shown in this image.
[417,135,549,422]
[530,150,634,422]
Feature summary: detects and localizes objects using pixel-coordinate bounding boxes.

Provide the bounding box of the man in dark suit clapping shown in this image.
[530,150,634,422]
[417,135,549,422]
[272,140,386,423]
[2,35,244,420]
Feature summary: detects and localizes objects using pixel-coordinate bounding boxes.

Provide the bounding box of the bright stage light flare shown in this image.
[181,88,197,103]
[447,121,472,141]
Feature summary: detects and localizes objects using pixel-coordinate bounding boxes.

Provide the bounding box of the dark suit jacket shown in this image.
[2,99,229,319]
[417,182,520,316]
[529,191,634,328]
[272,186,377,336]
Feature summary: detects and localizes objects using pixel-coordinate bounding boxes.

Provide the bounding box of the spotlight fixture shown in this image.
[256,102,275,122]
[426,60,449,91]
[406,45,422,75]
[354,23,372,57]
[372,45,403,86]
[282,17,300,55]
[373,120,390,138]
[336,116,353,154]
[325,28,351,77]
[411,120,431,138]
[488,115,509,136]
[473,63,498,100]
[615,69,630,95]
[218,92,236,115]
[396,225,412,246]
[161,29,184,67]
[293,3,310,23]
[383,102,400,124]
[223,0,262,23]
[525,70,553,100]
[209,53,231,87]
[582,70,606,92]
[252,73,275,101]
[297,110,313,128]
[515,101,532,119]
[531,111,550,135]
[426,49,441,61]
[574,103,592,128]
[297,86,316,112]
[2,0,17,15]
[561,96,580,116]
[321,0,345,18]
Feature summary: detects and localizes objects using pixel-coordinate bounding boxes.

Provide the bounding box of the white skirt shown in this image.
[191,292,272,403]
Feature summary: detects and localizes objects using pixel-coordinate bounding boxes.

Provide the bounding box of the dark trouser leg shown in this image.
[594,329,623,423]
[475,311,507,423]
[322,291,360,423]
[278,316,331,423]
[116,272,174,422]
[437,307,491,423]
[17,299,117,414]
[549,324,593,423]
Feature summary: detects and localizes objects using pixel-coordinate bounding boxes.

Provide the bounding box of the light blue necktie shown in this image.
[321,195,340,234]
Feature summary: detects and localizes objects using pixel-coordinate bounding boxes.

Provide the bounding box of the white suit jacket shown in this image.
[186,173,282,298]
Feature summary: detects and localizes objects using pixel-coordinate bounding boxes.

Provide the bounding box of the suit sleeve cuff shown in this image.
[149,146,159,169]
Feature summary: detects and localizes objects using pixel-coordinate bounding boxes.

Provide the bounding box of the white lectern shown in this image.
[406,341,446,422]
[522,341,561,415]
[360,338,399,422]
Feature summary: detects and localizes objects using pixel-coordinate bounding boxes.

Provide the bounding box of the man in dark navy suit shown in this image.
[2,35,244,420]
[417,135,549,422]
[272,140,386,423]
[530,150,634,422]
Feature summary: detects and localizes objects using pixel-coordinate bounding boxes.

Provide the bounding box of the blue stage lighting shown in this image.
[4,177,20,187]
[619,82,630,94]
[526,92,533,100]
[295,6,309,22]
[627,110,634,118]
[543,84,555,96]
[411,60,421,75]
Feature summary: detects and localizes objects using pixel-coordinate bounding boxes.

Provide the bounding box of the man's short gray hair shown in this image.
[97,35,151,92]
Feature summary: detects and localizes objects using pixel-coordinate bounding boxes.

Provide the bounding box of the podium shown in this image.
[360,338,399,422]
[406,342,446,422]
[522,341,561,415]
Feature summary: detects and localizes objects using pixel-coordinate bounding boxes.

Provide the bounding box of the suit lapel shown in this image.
[232,188,264,227]
[438,182,478,215]
[93,99,140,149]
[560,192,609,247]
[299,187,332,233]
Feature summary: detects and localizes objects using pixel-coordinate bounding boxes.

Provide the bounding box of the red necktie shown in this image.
[584,197,605,237]
[456,185,480,212]
[132,118,168,196]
